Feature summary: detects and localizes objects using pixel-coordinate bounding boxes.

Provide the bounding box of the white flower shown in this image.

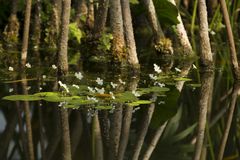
[154,64,162,74]
[88,87,96,93]
[87,96,98,102]
[8,66,14,71]
[58,81,69,93]
[158,101,165,105]
[25,63,31,68]
[9,88,13,93]
[95,87,105,94]
[39,87,42,91]
[175,67,181,72]
[132,90,140,97]
[42,75,46,79]
[192,64,197,69]
[72,84,79,89]
[96,77,103,85]
[154,82,165,87]
[27,86,31,90]
[52,64,57,69]
[110,82,118,88]
[109,91,115,99]
[119,79,126,85]
[75,72,83,80]
[149,74,157,80]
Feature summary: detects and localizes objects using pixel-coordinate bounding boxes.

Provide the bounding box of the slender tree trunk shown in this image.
[109,0,126,63]
[169,0,193,55]
[3,0,19,43]
[198,0,213,66]
[217,82,240,160]
[57,0,71,75]
[94,0,109,35]
[108,105,123,160]
[21,0,32,66]
[193,70,214,160]
[141,0,164,43]
[75,0,88,27]
[142,121,168,160]
[32,0,41,49]
[121,0,139,67]
[219,0,240,79]
[87,0,95,29]
[132,101,155,160]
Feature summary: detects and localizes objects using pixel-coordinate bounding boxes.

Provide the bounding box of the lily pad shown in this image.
[3,95,41,101]
[174,77,192,81]
[127,100,153,107]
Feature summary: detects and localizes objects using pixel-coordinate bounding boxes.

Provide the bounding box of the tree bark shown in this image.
[21,0,32,66]
[87,0,95,30]
[121,0,139,67]
[169,0,193,55]
[94,0,109,35]
[75,0,88,27]
[32,0,42,49]
[109,0,126,63]
[198,0,213,66]
[57,0,71,75]
[219,0,240,79]
[193,70,214,160]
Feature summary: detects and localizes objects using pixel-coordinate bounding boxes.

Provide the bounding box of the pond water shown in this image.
[0,48,239,160]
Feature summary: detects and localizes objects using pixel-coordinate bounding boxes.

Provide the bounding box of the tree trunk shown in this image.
[57,0,71,75]
[109,0,126,63]
[94,0,109,35]
[121,0,139,67]
[198,0,213,66]
[32,0,41,49]
[75,0,88,27]
[3,0,19,44]
[141,0,164,43]
[87,0,95,30]
[219,0,240,79]
[21,0,32,66]
[169,0,193,55]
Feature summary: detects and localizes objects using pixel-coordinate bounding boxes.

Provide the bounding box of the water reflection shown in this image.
[1,60,240,160]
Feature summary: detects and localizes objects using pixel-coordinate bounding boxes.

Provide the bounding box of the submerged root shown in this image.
[154,38,173,55]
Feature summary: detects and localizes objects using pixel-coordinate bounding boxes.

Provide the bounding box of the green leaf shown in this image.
[34,92,59,97]
[171,123,197,143]
[138,86,169,95]
[174,77,192,81]
[114,91,138,103]
[153,0,179,26]
[127,100,153,107]
[2,95,41,101]
[95,106,113,110]
[69,22,82,44]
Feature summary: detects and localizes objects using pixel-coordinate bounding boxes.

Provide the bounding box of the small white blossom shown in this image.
[95,87,105,94]
[25,63,31,68]
[132,90,140,97]
[109,91,115,99]
[149,74,157,80]
[192,64,197,69]
[58,102,67,107]
[72,84,79,89]
[119,79,126,85]
[9,88,13,93]
[75,72,83,80]
[175,67,181,72]
[8,66,14,71]
[88,87,96,93]
[58,81,69,93]
[42,75,46,79]
[154,82,165,87]
[154,64,162,74]
[87,96,98,102]
[52,64,57,69]
[96,77,103,85]
[158,101,165,105]
[110,82,118,88]
[39,87,42,91]
[27,86,31,90]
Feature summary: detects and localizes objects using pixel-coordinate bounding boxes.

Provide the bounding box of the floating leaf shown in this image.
[114,91,138,103]
[127,100,153,107]
[34,92,59,97]
[2,95,41,101]
[95,106,113,110]
[138,86,169,95]
[4,78,37,83]
[187,83,201,87]
[174,77,192,81]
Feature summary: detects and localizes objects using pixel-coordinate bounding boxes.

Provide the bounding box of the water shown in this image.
[0,48,238,160]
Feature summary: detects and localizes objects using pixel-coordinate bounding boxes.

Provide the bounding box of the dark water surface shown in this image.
[0,49,239,160]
